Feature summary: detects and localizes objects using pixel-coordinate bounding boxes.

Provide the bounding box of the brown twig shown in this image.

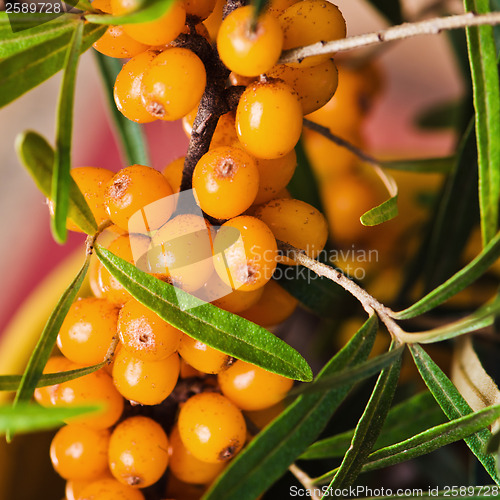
[289,464,321,500]
[278,11,500,64]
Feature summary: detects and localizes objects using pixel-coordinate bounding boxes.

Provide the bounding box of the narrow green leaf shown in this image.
[85,0,175,25]
[0,22,106,109]
[465,0,500,246]
[0,13,79,58]
[359,403,500,475]
[203,315,378,500]
[94,52,150,166]
[394,230,500,320]
[300,391,446,460]
[94,245,312,382]
[288,346,404,398]
[0,363,105,392]
[382,156,455,174]
[251,0,269,19]
[487,428,500,454]
[397,294,500,344]
[10,256,90,437]
[416,99,467,131]
[288,138,323,211]
[323,344,402,493]
[0,404,100,435]
[16,131,97,235]
[51,21,84,244]
[409,344,500,485]
[360,194,398,226]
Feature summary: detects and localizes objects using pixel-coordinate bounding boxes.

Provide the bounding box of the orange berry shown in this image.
[217,6,283,77]
[218,359,293,410]
[193,146,259,219]
[111,0,186,46]
[148,214,215,293]
[162,157,184,193]
[213,216,278,291]
[50,424,110,480]
[254,198,328,264]
[118,298,182,361]
[90,233,151,306]
[141,48,206,121]
[178,333,233,374]
[252,149,297,205]
[183,109,238,149]
[279,0,346,67]
[266,0,297,17]
[34,356,73,407]
[169,424,226,484]
[209,276,264,313]
[202,0,224,40]
[104,165,175,233]
[114,49,161,124]
[57,298,119,366]
[179,358,205,378]
[266,60,338,115]
[50,367,124,429]
[109,416,169,489]
[178,392,246,463]
[112,348,180,405]
[183,0,216,20]
[239,279,297,326]
[236,80,302,159]
[78,478,145,500]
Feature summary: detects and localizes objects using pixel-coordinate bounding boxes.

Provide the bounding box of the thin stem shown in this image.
[85,219,113,255]
[277,241,405,340]
[278,11,500,64]
[289,463,321,500]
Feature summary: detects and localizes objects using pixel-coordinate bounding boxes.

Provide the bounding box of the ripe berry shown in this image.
[104,165,175,233]
[183,109,238,149]
[112,348,180,405]
[111,0,186,46]
[218,359,293,410]
[148,214,215,293]
[279,0,346,67]
[57,298,119,366]
[118,298,182,361]
[114,49,161,124]
[169,424,226,484]
[183,0,216,20]
[266,59,338,115]
[141,48,207,121]
[254,198,328,264]
[177,392,246,463]
[213,216,278,292]
[192,146,259,219]
[34,356,74,407]
[236,79,302,159]
[178,333,234,374]
[239,279,298,326]
[217,5,283,77]
[208,276,264,313]
[162,156,184,193]
[109,416,169,488]
[50,424,110,480]
[78,478,145,500]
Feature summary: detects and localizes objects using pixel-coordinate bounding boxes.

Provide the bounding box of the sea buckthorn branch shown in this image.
[85,219,113,255]
[278,11,500,64]
[277,241,406,340]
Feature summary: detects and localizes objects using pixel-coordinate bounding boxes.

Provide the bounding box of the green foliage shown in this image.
[95,245,312,381]
[360,194,398,226]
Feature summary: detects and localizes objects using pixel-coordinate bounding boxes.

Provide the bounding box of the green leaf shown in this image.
[361,403,500,475]
[0,404,100,435]
[51,21,84,244]
[0,13,79,58]
[288,138,323,211]
[323,343,402,493]
[10,256,90,439]
[288,346,404,398]
[251,0,269,19]
[0,22,106,109]
[465,0,500,246]
[409,344,500,485]
[0,363,105,392]
[15,131,97,235]
[416,99,467,131]
[94,52,150,166]
[397,294,500,344]
[300,391,446,460]
[94,245,312,382]
[85,0,175,25]
[382,156,455,174]
[394,230,500,320]
[360,194,398,226]
[203,315,378,500]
